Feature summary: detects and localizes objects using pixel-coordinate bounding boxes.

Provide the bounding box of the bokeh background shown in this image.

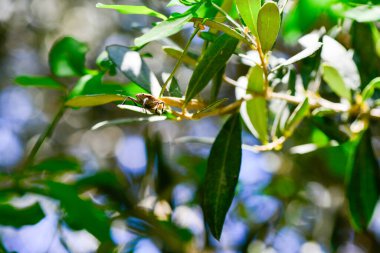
[1,0,380,252]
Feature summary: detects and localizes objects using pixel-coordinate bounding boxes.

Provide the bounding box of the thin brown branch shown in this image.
[255,42,270,93]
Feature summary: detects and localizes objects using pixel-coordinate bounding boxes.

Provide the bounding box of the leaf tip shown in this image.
[210,228,222,241]
[91,121,107,130]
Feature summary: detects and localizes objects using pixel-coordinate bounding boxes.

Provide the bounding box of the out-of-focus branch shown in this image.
[23,105,67,169]
[222,75,379,118]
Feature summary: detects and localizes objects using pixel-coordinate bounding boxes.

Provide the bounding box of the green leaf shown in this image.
[247,65,265,92]
[284,97,309,136]
[66,95,123,107]
[31,156,81,173]
[245,65,268,143]
[185,34,238,105]
[236,0,261,36]
[311,116,349,144]
[322,64,352,101]
[345,5,380,23]
[257,2,281,53]
[195,0,223,18]
[162,46,198,67]
[66,74,145,107]
[202,113,242,240]
[196,98,228,114]
[270,100,287,138]
[106,45,161,96]
[168,77,183,97]
[46,181,112,242]
[347,129,380,230]
[361,77,380,100]
[96,51,117,75]
[210,66,225,102]
[117,104,176,119]
[246,98,268,143]
[199,31,218,42]
[14,76,65,90]
[371,23,380,58]
[271,42,323,72]
[0,203,45,228]
[49,37,88,77]
[322,36,361,91]
[96,3,167,20]
[135,13,193,47]
[191,18,249,43]
[75,171,133,207]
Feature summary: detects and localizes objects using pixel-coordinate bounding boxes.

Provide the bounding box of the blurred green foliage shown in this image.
[1,0,380,252]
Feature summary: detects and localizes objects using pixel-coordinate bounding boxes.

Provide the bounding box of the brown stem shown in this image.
[255,41,270,93]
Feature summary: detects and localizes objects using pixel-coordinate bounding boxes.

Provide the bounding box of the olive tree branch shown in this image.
[211,2,244,34]
[173,135,287,153]
[254,40,270,92]
[23,105,67,168]
[159,27,200,97]
[223,75,352,113]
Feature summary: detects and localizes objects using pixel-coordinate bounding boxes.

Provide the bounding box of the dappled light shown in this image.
[1,0,380,252]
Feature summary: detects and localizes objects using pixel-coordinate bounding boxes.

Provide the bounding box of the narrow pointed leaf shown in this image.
[322,36,360,90]
[362,77,380,100]
[14,76,65,90]
[168,77,183,98]
[66,95,125,107]
[245,65,268,143]
[92,116,167,130]
[117,104,154,114]
[284,97,309,136]
[106,45,161,96]
[347,129,380,230]
[210,66,225,102]
[247,65,265,92]
[190,18,249,43]
[271,42,323,71]
[246,98,268,143]
[199,31,218,42]
[65,75,146,107]
[185,34,238,105]
[135,14,193,47]
[96,3,167,20]
[196,98,228,114]
[163,46,198,67]
[257,2,281,53]
[236,0,261,36]
[322,64,352,101]
[235,77,259,138]
[49,37,88,77]
[0,203,45,228]
[202,113,242,240]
